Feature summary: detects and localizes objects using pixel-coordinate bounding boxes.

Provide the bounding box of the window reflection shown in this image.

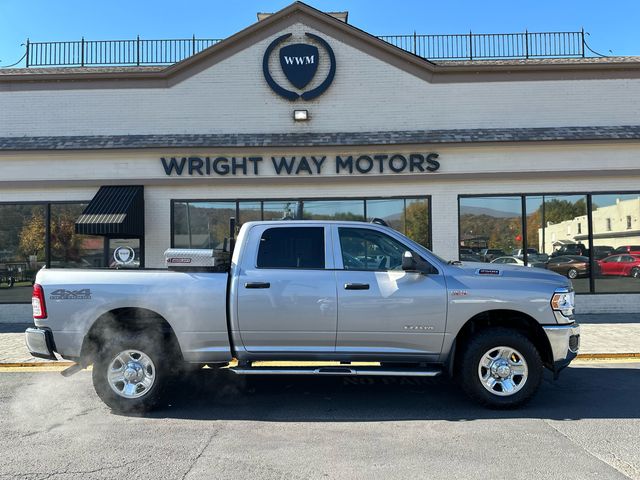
[459,197,523,263]
[172,201,235,249]
[539,195,589,293]
[592,194,640,293]
[0,204,46,303]
[50,204,106,269]
[302,200,364,221]
[174,198,432,253]
[263,201,302,221]
[405,198,430,248]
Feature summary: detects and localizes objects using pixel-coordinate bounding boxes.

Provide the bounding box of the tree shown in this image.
[50,209,83,264]
[541,198,586,225]
[405,201,430,247]
[19,213,45,261]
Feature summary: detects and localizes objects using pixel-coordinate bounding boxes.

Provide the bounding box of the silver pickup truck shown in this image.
[26,220,580,412]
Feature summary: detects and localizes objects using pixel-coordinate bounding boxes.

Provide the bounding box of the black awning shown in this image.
[75,185,144,236]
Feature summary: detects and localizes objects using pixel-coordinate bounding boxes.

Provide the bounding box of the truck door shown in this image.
[236,225,337,353]
[333,226,447,358]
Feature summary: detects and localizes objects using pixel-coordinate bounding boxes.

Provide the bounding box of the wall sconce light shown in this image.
[293,109,309,121]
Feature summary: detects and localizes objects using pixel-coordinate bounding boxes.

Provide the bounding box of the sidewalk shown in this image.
[2,316,639,365]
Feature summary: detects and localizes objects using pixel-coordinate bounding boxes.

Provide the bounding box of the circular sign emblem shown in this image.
[263,32,336,101]
[113,246,135,265]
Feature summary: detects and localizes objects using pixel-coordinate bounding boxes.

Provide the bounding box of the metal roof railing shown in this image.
[21,30,594,68]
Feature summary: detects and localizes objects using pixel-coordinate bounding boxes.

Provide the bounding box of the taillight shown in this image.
[32,284,47,319]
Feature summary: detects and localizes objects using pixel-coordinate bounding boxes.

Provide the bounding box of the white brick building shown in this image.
[1,2,640,317]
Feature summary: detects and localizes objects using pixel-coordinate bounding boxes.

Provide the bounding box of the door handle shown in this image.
[344,283,370,290]
[245,282,271,289]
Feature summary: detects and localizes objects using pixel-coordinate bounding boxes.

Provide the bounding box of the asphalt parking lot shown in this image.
[0,362,638,480]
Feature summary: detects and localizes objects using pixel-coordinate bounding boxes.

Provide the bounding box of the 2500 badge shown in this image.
[49,289,92,300]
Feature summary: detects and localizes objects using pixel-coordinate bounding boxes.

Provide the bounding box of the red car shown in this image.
[613,245,640,255]
[597,254,640,278]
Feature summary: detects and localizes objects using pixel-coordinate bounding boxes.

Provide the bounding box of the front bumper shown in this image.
[25,327,57,360]
[542,322,580,372]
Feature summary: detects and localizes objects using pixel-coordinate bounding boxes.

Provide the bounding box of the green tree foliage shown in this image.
[541,198,587,224]
[19,213,46,260]
[50,209,83,264]
[405,201,430,247]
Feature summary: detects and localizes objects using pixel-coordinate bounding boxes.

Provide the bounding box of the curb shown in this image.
[0,361,75,368]
[576,353,640,360]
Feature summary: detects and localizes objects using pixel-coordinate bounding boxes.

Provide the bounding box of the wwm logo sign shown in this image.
[282,55,315,65]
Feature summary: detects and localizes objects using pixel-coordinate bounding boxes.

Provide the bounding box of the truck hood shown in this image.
[449,261,571,288]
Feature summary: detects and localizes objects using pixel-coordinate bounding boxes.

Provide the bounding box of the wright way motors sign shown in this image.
[160,153,440,176]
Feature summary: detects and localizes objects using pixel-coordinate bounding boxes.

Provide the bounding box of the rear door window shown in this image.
[257,227,325,269]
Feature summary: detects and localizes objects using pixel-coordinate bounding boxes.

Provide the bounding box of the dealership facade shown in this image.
[2,2,640,320]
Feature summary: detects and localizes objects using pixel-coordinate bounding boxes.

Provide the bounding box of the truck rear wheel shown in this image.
[92,334,168,413]
[458,328,542,409]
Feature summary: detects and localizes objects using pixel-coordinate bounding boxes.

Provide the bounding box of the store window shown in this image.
[539,195,588,293]
[263,201,302,221]
[0,204,46,303]
[459,196,523,263]
[174,197,432,250]
[1,201,116,303]
[592,194,640,293]
[302,200,365,221]
[459,192,640,294]
[50,203,106,268]
[172,201,235,249]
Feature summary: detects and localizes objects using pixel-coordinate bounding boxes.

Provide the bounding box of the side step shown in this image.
[228,366,441,377]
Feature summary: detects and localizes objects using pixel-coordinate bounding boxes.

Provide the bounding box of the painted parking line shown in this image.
[576,353,640,360]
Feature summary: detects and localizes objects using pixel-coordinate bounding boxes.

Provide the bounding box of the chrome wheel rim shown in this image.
[107,350,156,399]
[478,346,528,397]
[567,269,578,279]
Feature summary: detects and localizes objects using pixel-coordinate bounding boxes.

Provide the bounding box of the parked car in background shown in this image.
[597,254,640,278]
[480,248,506,262]
[551,243,588,258]
[512,248,538,258]
[545,255,594,279]
[592,246,615,260]
[460,253,484,262]
[613,245,640,255]
[491,256,531,267]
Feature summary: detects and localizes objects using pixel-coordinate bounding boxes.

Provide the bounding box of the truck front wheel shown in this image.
[458,328,543,408]
[92,334,168,413]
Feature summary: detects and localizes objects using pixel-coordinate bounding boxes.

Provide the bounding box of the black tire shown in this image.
[92,332,169,413]
[631,267,640,279]
[567,268,578,279]
[457,328,543,409]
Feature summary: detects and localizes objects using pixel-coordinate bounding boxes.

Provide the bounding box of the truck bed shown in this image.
[34,268,232,362]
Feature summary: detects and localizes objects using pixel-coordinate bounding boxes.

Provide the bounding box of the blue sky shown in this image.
[1,0,638,66]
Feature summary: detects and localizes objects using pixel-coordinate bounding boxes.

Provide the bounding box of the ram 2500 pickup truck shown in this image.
[26,220,580,412]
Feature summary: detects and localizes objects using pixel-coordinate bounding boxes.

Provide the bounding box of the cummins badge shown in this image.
[263,32,336,101]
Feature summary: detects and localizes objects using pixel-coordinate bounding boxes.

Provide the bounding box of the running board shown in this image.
[228,366,442,377]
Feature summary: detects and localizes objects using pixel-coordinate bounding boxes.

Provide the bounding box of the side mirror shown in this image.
[402,251,418,271]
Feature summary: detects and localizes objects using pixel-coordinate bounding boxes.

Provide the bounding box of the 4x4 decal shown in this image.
[49,288,92,300]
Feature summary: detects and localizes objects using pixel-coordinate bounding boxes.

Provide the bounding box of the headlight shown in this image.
[551,288,575,317]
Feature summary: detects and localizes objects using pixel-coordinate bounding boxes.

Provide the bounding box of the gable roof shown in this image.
[2,1,640,88]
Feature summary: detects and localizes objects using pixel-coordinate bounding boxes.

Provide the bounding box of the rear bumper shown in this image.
[25,327,57,360]
[542,322,580,372]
